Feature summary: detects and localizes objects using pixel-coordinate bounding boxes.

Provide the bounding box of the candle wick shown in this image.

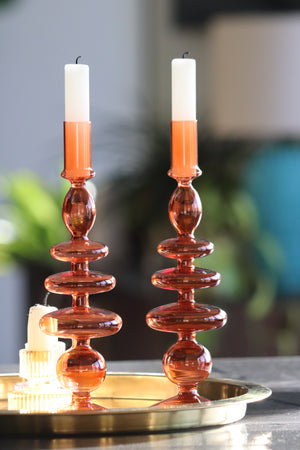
[76,56,82,64]
[182,51,189,58]
[43,292,50,306]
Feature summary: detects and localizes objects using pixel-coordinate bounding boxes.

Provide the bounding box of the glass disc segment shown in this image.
[147,302,227,333]
[152,268,221,290]
[40,307,122,338]
[45,271,116,295]
[51,239,108,262]
[158,237,214,259]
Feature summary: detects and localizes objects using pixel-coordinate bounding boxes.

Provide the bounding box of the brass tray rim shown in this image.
[1,372,271,415]
[0,372,272,435]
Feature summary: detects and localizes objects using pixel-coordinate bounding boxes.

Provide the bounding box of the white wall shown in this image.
[0,0,150,363]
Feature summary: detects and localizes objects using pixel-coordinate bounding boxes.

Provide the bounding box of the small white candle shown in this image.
[65,63,90,122]
[27,304,58,351]
[172,57,196,121]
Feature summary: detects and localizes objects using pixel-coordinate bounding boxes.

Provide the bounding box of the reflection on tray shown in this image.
[0,373,271,437]
[8,380,72,413]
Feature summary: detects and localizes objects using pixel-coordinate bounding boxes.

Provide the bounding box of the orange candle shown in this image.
[63,61,93,180]
[63,121,92,180]
[171,121,198,178]
[171,57,198,178]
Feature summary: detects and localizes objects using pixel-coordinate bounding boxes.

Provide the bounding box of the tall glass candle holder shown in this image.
[146,120,227,406]
[40,121,122,410]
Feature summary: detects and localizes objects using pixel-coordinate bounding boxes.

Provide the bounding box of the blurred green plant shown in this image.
[0,172,68,271]
[0,0,19,7]
[195,175,282,315]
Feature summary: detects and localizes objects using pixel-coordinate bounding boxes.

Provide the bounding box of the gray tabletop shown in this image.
[1,356,299,449]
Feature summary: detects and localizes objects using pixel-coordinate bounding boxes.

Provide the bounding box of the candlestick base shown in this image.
[40,168,122,410]
[146,172,227,405]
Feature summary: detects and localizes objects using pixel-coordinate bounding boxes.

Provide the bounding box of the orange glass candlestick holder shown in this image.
[40,122,122,410]
[146,121,227,406]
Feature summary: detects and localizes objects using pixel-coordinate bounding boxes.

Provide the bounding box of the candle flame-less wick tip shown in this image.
[182,51,189,58]
[43,292,50,306]
[76,56,82,64]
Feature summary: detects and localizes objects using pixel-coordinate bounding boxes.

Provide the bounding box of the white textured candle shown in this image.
[27,304,58,351]
[65,64,90,122]
[172,58,196,121]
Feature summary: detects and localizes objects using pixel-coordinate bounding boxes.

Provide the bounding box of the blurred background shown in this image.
[1,0,300,364]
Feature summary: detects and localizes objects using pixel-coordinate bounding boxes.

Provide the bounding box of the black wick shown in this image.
[43,292,50,306]
[182,51,189,58]
[76,56,82,64]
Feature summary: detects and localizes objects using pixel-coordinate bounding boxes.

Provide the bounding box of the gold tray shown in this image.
[0,373,271,435]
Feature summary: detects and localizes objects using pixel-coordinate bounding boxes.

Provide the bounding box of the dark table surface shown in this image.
[1,356,299,449]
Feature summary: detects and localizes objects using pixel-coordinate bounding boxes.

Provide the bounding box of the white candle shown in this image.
[172,58,196,121]
[27,304,58,351]
[65,63,90,122]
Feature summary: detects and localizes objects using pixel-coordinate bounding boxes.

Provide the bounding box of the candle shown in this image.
[18,303,66,384]
[27,304,58,351]
[171,56,198,178]
[65,63,90,122]
[63,59,92,180]
[172,58,196,121]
